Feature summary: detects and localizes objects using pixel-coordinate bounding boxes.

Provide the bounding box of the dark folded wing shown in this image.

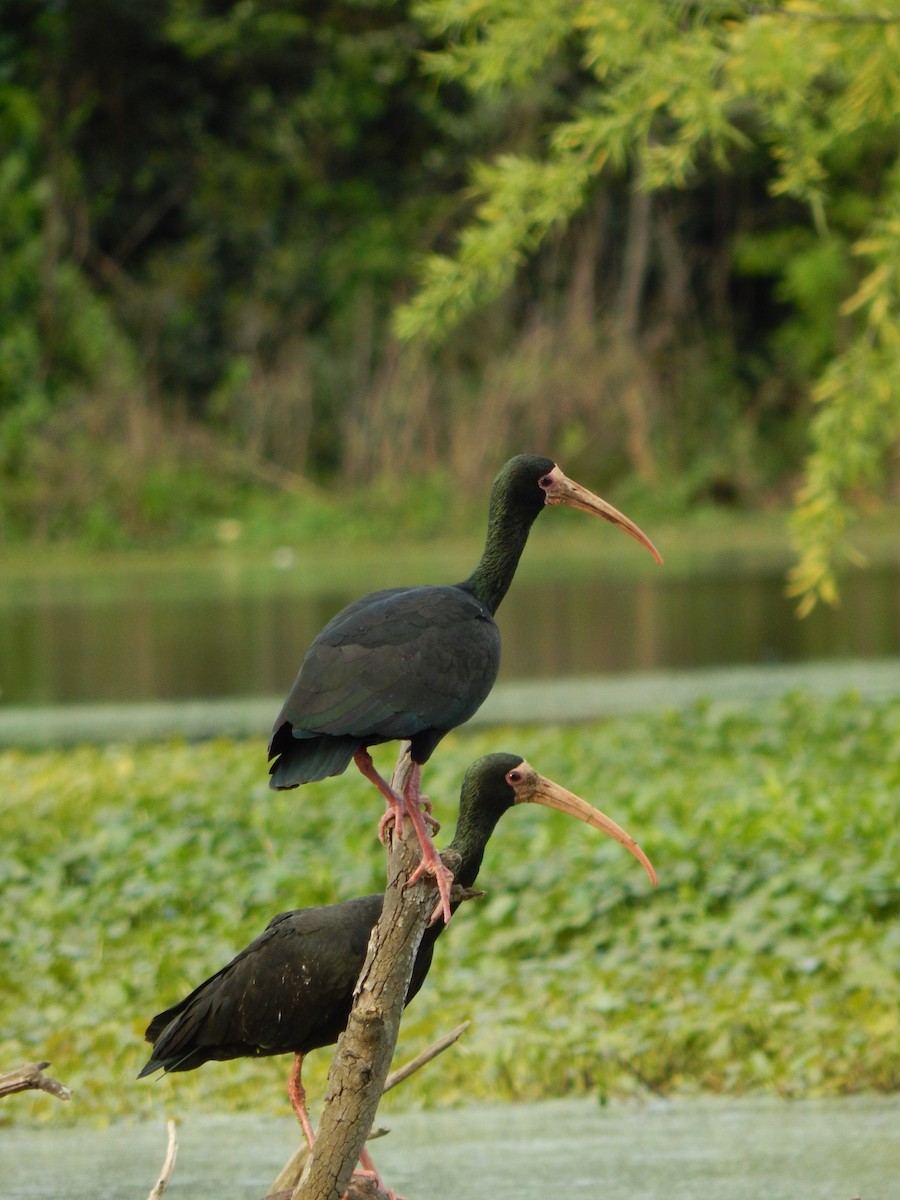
[270,585,500,748]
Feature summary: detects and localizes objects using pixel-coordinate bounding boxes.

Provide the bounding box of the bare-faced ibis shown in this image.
[268,455,662,921]
[141,753,656,1148]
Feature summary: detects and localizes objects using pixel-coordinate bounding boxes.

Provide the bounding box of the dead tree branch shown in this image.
[0,1061,72,1102]
[265,1021,472,1199]
[290,748,447,1200]
[146,1119,179,1200]
[382,1020,471,1094]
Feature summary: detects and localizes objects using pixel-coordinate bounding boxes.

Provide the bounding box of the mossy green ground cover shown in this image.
[3,693,898,1125]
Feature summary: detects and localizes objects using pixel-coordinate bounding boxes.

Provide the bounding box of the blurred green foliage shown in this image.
[0,1,897,583]
[3,692,898,1124]
[399,0,900,609]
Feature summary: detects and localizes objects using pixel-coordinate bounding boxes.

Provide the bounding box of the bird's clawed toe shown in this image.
[416,794,440,831]
[377,806,397,845]
[404,855,454,926]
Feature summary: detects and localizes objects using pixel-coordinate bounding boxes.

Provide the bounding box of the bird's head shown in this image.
[456,752,658,886]
[493,454,663,564]
[488,455,557,521]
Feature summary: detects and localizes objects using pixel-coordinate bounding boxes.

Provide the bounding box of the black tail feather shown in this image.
[268,730,360,789]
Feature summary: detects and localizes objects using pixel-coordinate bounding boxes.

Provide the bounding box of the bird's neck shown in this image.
[459,503,539,615]
[446,810,501,890]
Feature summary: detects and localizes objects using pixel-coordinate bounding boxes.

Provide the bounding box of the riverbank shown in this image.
[2,657,899,747]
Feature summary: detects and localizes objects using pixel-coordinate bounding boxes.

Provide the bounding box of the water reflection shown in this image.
[2,562,898,707]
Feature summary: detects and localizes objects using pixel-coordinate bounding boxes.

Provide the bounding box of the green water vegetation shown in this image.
[3,692,898,1125]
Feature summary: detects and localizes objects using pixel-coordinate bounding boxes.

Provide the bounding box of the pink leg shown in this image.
[400,764,454,926]
[405,764,439,828]
[355,750,440,844]
[355,749,405,845]
[288,1053,317,1150]
[354,750,453,926]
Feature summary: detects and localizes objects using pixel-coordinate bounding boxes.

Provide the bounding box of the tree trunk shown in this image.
[291,748,445,1200]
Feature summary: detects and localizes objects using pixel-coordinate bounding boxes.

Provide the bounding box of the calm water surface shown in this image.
[4,1095,898,1199]
[1,552,898,706]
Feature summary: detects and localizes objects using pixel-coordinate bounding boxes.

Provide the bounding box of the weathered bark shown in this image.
[290,748,453,1200]
[266,1023,472,1199]
[0,1061,72,1102]
[268,1177,381,1200]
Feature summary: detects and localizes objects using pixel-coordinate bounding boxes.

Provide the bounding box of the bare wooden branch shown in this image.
[263,747,481,1200]
[265,1021,472,1199]
[290,749,440,1200]
[383,1021,471,1094]
[0,1061,72,1102]
[266,1181,380,1200]
[146,1119,179,1200]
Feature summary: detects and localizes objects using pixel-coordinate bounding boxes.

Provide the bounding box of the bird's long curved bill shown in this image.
[546,469,664,565]
[522,775,658,886]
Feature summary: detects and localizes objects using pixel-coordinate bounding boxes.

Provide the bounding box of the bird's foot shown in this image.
[400,762,439,833]
[377,801,402,846]
[404,851,454,926]
[355,749,409,847]
[417,793,440,833]
[377,794,438,844]
[400,780,454,923]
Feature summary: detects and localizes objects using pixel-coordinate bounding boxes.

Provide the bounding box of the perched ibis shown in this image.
[268,455,662,921]
[141,753,656,1147]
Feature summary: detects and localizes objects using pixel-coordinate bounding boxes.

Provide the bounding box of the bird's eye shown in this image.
[539,475,553,489]
[507,770,521,783]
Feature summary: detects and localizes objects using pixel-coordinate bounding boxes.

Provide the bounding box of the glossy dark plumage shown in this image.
[268,585,500,788]
[140,754,520,1076]
[139,753,657,1078]
[267,457,549,791]
[267,455,661,791]
[141,894,390,1072]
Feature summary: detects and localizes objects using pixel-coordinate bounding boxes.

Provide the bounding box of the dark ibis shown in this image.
[268,455,662,921]
[141,752,656,1148]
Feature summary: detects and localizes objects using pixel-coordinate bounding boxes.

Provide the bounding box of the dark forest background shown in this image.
[2,1,898,606]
